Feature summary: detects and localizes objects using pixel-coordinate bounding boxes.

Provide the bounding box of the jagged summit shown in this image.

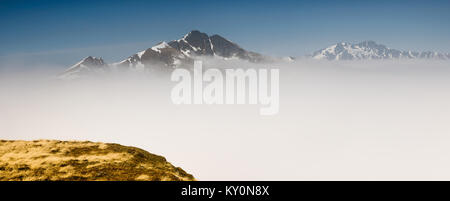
[168,30,214,56]
[167,30,265,62]
[60,56,108,80]
[75,56,105,67]
[183,30,207,40]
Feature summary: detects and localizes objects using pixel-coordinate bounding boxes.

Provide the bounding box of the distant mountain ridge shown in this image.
[61,30,269,79]
[61,33,450,79]
[312,41,450,60]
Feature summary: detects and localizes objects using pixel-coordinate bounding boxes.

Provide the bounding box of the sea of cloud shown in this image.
[1,58,450,180]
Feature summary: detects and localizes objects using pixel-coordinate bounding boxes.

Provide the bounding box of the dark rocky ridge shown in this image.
[168,30,265,62]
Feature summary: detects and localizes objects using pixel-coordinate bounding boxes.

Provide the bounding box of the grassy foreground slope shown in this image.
[0,140,195,181]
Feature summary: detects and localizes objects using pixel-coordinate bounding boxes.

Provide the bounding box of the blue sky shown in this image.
[1,0,450,66]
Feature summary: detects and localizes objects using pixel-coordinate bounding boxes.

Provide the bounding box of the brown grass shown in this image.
[0,140,195,181]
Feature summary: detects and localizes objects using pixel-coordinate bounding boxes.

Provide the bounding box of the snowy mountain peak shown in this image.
[60,56,108,80]
[77,56,105,66]
[61,30,273,79]
[313,41,450,60]
[182,30,203,39]
[167,30,267,62]
[67,56,106,71]
[169,30,214,56]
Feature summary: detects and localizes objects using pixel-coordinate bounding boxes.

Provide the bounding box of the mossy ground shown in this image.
[0,140,195,181]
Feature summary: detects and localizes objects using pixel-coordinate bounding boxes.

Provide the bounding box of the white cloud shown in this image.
[1,59,450,180]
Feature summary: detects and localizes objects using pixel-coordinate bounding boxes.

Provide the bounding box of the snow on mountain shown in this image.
[60,35,450,79]
[168,30,267,62]
[61,30,271,79]
[112,41,190,73]
[59,56,108,80]
[116,30,269,70]
[312,41,450,60]
[151,41,170,53]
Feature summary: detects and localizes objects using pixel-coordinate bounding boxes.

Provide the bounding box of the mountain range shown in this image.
[60,30,270,79]
[61,30,450,79]
[312,41,450,60]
